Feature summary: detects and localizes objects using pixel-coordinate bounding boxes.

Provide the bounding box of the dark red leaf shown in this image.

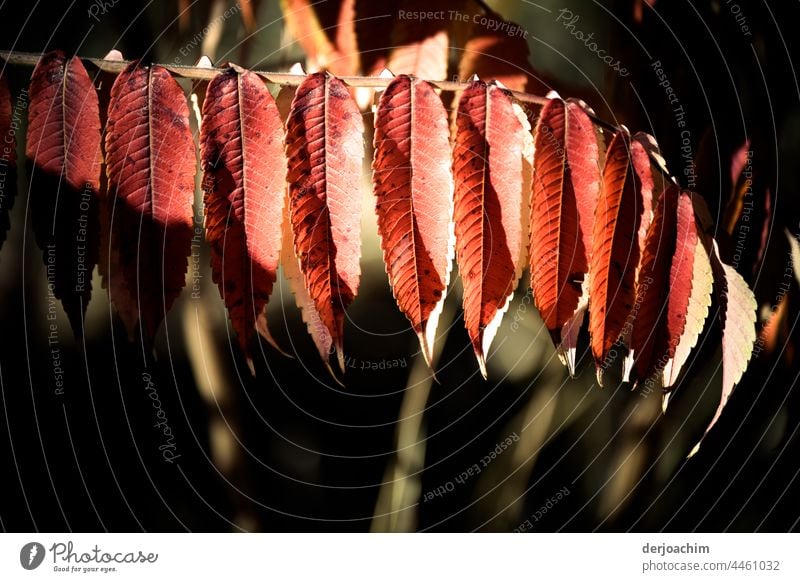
[104,62,195,342]
[26,51,102,335]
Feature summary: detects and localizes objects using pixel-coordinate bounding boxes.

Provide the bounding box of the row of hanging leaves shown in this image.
[0,48,756,455]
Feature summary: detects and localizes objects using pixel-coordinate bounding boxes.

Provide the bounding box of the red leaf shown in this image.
[275,73,337,372]
[285,72,364,373]
[200,66,285,366]
[104,63,195,342]
[530,97,601,374]
[453,80,526,377]
[373,74,454,367]
[0,68,17,250]
[26,51,102,335]
[626,188,709,387]
[589,130,652,382]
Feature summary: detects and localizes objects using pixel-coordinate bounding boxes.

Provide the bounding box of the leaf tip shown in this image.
[256,314,292,359]
[103,49,124,62]
[475,350,489,380]
[556,345,577,378]
[288,62,306,75]
[195,55,214,69]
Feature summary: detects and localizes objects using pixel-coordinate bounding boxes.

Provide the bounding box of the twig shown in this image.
[0,49,547,103]
[0,49,622,132]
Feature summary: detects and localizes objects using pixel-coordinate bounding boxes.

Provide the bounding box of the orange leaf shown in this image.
[387,0,451,80]
[26,51,102,335]
[453,80,526,378]
[373,75,454,367]
[200,66,285,367]
[280,0,359,76]
[104,63,195,342]
[285,72,364,373]
[589,130,652,383]
[530,97,601,374]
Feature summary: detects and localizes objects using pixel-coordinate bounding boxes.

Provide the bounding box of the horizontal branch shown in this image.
[1,49,550,102]
[0,49,623,133]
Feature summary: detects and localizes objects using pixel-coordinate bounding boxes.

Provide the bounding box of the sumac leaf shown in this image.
[453,80,526,378]
[104,63,194,342]
[626,188,710,388]
[530,97,601,374]
[275,72,336,372]
[589,130,653,383]
[373,75,454,367]
[663,199,713,389]
[200,66,285,366]
[689,238,757,457]
[26,51,102,335]
[286,72,364,373]
[0,68,17,250]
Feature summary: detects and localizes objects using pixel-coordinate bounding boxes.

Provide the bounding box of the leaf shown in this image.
[26,51,102,335]
[104,62,195,342]
[280,0,359,76]
[630,133,657,263]
[387,0,452,81]
[530,97,601,374]
[275,74,339,379]
[372,74,454,367]
[453,80,526,378]
[788,227,800,288]
[354,0,401,75]
[721,138,751,235]
[661,194,713,389]
[625,188,710,388]
[589,130,651,383]
[0,68,17,251]
[200,66,285,366]
[689,239,757,457]
[95,49,125,291]
[663,233,713,389]
[458,6,536,93]
[285,72,364,373]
